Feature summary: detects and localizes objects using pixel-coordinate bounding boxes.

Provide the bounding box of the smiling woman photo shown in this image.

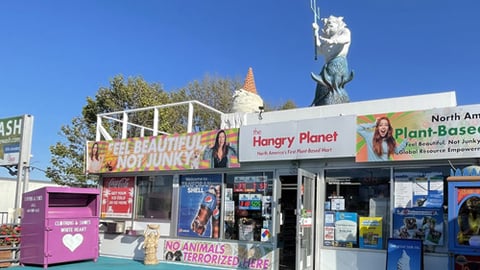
[203,129,238,168]
[357,116,408,161]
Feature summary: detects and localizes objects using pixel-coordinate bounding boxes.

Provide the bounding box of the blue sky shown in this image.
[1,0,479,181]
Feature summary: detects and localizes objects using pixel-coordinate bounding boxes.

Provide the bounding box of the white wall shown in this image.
[0,177,59,223]
[319,249,448,270]
[222,91,457,128]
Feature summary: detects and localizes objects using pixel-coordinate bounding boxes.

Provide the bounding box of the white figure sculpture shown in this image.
[313,15,351,63]
[311,15,354,106]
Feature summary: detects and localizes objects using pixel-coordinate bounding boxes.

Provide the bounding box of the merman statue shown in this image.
[311,14,354,106]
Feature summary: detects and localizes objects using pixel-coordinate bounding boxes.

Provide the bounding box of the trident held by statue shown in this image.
[311,0,320,60]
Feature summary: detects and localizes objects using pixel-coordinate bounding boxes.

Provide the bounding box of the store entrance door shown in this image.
[278,175,297,270]
[296,169,316,270]
[278,169,316,270]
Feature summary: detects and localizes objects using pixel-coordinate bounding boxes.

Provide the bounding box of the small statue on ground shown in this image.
[143,224,160,265]
[311,11,354,106]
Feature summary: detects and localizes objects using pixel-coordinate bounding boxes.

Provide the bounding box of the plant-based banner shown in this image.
[86,129,239,173]
[357,104,480,162]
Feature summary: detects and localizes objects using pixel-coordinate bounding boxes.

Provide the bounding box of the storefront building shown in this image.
[89,91,480,270]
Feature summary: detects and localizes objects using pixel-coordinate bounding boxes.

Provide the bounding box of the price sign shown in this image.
[239,194,250,210]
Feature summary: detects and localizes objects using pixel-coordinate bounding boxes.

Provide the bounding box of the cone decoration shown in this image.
[243,67,257,94]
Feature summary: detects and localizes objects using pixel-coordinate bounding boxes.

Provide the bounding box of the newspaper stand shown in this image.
[20,187,100,268]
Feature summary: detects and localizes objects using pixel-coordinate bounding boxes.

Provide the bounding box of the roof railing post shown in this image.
[96,116,102,141]
[187,102,194,133]
[122,112,128,139]
[153,108,159,136]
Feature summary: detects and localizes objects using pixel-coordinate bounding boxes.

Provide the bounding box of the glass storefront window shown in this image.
[393,166,450,254]
[225,172,274,242]
[324,168,391,249]
[136,175,173,220]
[323,165,451,253]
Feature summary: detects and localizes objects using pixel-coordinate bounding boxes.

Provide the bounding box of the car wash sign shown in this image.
[239,115,356,161]
[0,116,24,166]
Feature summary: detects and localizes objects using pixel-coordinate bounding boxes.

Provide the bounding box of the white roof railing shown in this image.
[95,100,226,141]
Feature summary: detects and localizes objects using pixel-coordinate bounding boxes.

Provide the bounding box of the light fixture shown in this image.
[4,165,18,176]
[258,106,265,120]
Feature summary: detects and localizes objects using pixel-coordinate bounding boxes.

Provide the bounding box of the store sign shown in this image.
[0,115,25,166]
[239,115,356,161]
[86,128,240,173]
[357,104,480,162]
[100,176,135,218]
[163,238,274,270]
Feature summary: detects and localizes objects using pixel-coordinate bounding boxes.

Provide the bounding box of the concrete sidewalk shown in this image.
[11,256,229,270]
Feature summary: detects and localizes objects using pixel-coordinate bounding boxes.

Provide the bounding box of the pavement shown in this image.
[10,256,229,270]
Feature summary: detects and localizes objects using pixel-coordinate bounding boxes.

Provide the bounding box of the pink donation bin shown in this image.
[20,186,100,268]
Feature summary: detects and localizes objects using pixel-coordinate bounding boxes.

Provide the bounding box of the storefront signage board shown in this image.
[357,104,480,162]
[0,115,28,166]
[163,238,274,270]
[239,115,356,161]
[86,128,240,173]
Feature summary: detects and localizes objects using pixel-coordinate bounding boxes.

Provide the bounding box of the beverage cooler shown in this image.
[20,187,100,268]
[447,175,480,269]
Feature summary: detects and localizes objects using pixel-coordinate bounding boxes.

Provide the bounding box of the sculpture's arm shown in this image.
[312,22,321,47]
[319,29,351,45]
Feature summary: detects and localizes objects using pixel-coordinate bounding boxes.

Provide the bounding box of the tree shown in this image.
[264,99,297,111]
[170,74,242,132]
[276,99,297,110]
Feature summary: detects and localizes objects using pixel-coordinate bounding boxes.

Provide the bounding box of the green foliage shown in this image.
[277,100,297,110]
[264,99,297,111]
[170,74,242,132]
[46,117,91,186]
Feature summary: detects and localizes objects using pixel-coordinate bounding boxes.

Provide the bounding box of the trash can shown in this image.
[20,187,100,268]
